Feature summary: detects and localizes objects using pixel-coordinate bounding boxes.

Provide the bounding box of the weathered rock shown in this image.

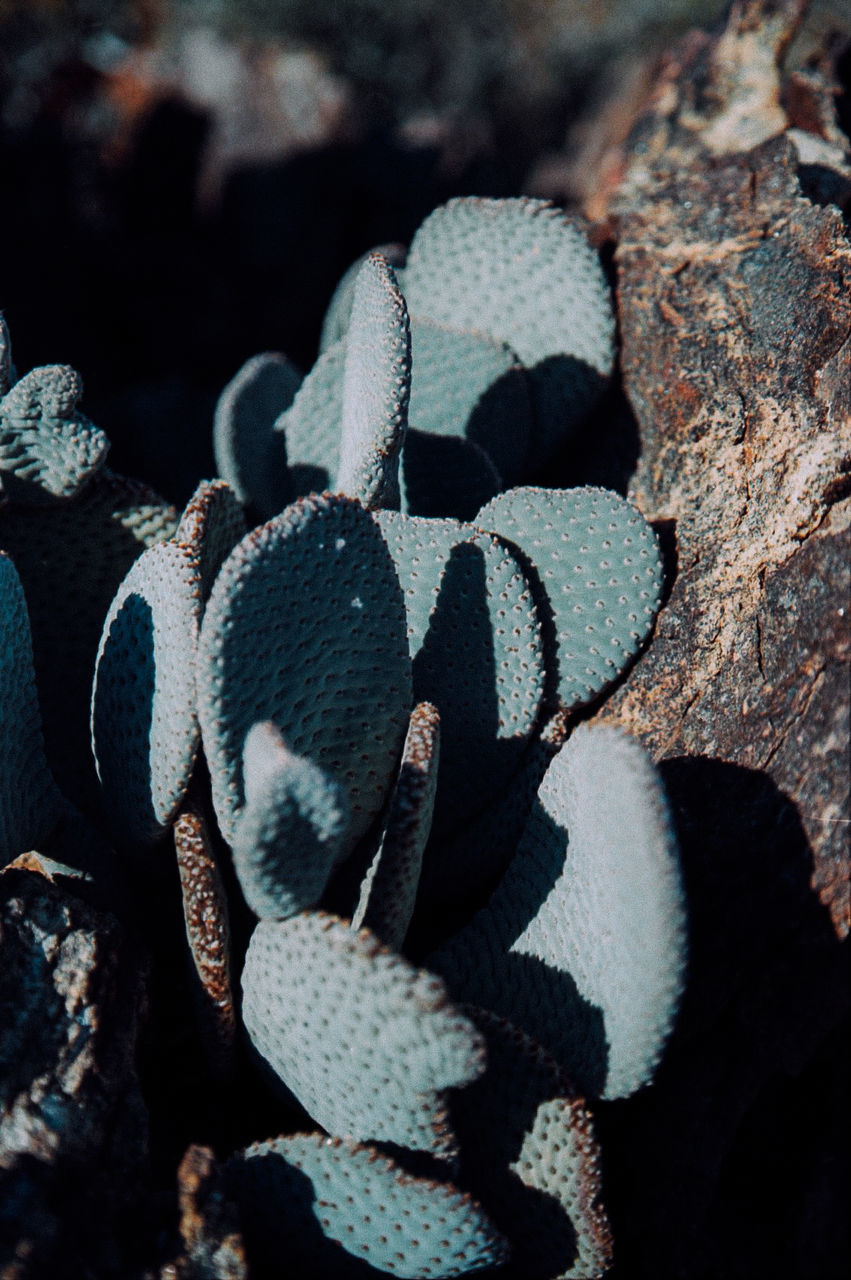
[158,1145,247,1280]
[0,864,149,1276]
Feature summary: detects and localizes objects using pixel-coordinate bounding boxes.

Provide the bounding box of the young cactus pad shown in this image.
[232,721,349,920]
[476,486,664,711]
[176,477,246,603]
[196,491,412,849]
[228,1132,507,1279]
[336,252,411,509]
[373,509,546,838]
[0,365,109,502]
[319,241,407,354]
[401,198,615,466]
[241,911,485,1155]
[91,539,202,845]
[430,723,687,1100]
[213,352,302,519]
[0,551,63,862]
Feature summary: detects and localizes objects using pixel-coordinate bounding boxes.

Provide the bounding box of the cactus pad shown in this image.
[374,509,545,838]
[0,365,109,502]
[229,1132,507,1279]
[274,339,345,496]
[452,1008,612,1280]
[336,253,411,509]
[213,352,301,518]
[476,486,663,711]
[353,701,440,950]
[241,911,485,1154]
[233,721,349,920]
[197,491,412,848]
[0,552,63,862]
[176,477,246,603]
[174,800,236,1080]
[320,241,407,354]
[91,539,202,844]
[402,197,615,465]
[430,724,687,1099]
[400,429,501,522]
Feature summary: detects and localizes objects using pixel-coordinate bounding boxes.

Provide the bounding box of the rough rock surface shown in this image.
[158,1145,247,1280]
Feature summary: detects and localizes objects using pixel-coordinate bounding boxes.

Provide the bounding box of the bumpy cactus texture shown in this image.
[213,353,302,518]
[229,1132,507,1279]
[319,242,407,354]
[0,364,109,502]
[430,724,687,1099]
[177,477,247,602]
[233,720,349,920]
[242,911,485,1155]
[197,491,412,848]
[274,339,346,497]
[336,252,411,509]
[0,551,63,861]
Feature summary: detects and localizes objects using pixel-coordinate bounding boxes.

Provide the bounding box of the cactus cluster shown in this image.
[0,197,688,1279]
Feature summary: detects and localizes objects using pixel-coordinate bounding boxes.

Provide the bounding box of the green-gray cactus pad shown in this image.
[176,477,246,603]
[0,365,109,502]
[320,241,407,354]
[336,253,411,509]
[430,723,687,1100]
[274,340,345,496]
[0,470,178,814]
[402,197,615,466]
[0,551,63,862]
[406,318,531,485]
[452,1008,612,1280]
[233,721,349,920]
[91,539,202,845]
[241,911,485,1154]
[213,352,302,518]
[476,486,663,711]
[373,509,545,839]
[197,491,412,849]
[229,1132,507,1279]
[353,701,440,951]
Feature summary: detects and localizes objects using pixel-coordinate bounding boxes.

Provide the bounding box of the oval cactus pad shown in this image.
[477,486,663,711]
[241,912,485,1154]
[319,241,407,354]
[374,509,546,838]
[176,477,246,604]
[452,1008,612,1280]
[213,352,302,518]
[336,253,411,509]
[233,721,349,920]
[430,724,687,1100]
[0,551,63,861]
[274,339,345,496]
[197,491,412,849]
[353,701,440,950]
[91,539,202,844]
[229,1132,507,1279]
[0,365,109,501]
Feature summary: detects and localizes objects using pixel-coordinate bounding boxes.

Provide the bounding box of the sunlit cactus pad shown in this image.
[401,197,615,464]
[91,539,202,845]
[430,723,687,1100]
[197,491,412,848]
[213,352,302,518]
[0,364,109,502]
[229,1132,507,1279]
[452,1008,612,1280]
[373,509,546,838]
[354,700,441,950]
[0,551,63,862]
[176,477,246,602]
[241,911,485,1154]
[476,486,663,711]
[233,721,349,920]
[336,252,411,509]
[320,241,407,354]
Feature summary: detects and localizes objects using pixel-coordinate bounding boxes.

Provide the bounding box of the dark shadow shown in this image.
[651,516,679,610]
[465,361,533,486]
[401,428,500,520]
[287,462,331,497]
[526,353,610,473]
[595,757,850,1280]
[535,369,643,496]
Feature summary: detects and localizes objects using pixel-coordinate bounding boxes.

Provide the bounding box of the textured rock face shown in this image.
[0,864,148,1277]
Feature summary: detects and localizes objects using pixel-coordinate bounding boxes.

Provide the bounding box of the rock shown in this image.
[158,1145,247,1280]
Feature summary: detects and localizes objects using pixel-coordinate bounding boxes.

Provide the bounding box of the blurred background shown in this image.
[0,0,848,501]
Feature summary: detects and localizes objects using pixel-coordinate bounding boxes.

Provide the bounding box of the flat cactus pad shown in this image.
[353,701,441,951]
[229,1132,507,1279]
[430,723,687,1100]
[274,339,345,496]
[320,241,407,353]
[197,491,412,849]
[476,486,664,711]
[213,352,302,518]
[241,911,485,1154]
[233,721,349,920]
[91,539,202,845]
[176,477,246,603]
[0,365,109,502]
[0,551,63,862]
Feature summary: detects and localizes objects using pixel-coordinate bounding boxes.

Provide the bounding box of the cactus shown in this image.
[213,352,302,518]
